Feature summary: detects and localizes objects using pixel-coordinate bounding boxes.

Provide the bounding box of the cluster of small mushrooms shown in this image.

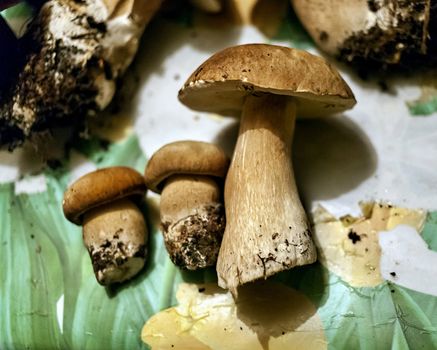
[63,43,356,296]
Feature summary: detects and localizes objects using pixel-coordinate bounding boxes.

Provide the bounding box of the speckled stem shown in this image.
[160,174,225,270]
[82,198,147,285]
[216,94,317,296]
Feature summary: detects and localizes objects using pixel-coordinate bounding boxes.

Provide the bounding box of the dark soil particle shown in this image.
[319,31,329,42]
[348,230,361,244]
[367,0,381,12]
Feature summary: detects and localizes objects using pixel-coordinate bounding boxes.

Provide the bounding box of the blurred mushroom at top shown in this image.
[179,44,356,296]
[0,0,163,149]
[291,0,437,68]
[144,141,229,270]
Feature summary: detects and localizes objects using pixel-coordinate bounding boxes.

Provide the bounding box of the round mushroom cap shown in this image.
[144,141,229,193]
[178,44,356,117]
[63,166,147,225]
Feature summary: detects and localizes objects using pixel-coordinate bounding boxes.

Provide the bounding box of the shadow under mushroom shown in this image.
[293,115,377,207]
[235,280,327,350]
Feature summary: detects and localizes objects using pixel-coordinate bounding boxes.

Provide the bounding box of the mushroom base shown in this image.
[162,203,225,270]
[337,0,432,67]
[83,198,148,285]
[160,175,225,270]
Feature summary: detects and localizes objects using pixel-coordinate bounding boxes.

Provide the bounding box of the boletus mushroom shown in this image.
[144,141,229,270]
[178,44,356,295]
[63,166,148,285]
[291,0,436,67]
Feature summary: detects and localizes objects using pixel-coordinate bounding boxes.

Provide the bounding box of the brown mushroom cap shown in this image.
[63,166,147,225]
[178,44,356,117]
[144,141,229,193]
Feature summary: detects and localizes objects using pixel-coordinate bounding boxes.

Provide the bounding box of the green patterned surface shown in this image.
[274,212,437,349]
[1,135,437,349]
[0,136,183,349]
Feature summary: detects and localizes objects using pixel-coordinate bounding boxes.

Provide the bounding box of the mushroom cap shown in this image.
[144,141,229,193]
[63,166,147,225]
[178,44,356,117]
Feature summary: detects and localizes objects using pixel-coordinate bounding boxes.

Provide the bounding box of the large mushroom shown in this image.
[144,141,229,270]
[291,0,435,67]
[63,166,148,285]
[178,44,356,295]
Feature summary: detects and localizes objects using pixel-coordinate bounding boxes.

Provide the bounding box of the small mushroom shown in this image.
[144,141,229,270]
[179,44,356,295]
[63,166,148,285]
[291,0,435,67]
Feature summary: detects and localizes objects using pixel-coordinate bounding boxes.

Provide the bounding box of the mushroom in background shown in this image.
[0,0,163,149]
[179,44,356,296]
[144,141,229,270]
[291,0,437,68]
[63,166,148,285]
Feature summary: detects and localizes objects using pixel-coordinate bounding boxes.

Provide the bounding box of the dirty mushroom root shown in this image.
[179,44,356,295]
[0,0,163,148]
[63,166,148,285]
[292,0,435,68]
[144,141,229,270]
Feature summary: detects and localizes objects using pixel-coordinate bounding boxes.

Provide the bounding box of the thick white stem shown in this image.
[216,94,317,295]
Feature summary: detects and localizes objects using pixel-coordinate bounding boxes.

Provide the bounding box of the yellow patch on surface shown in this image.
[142,282,327,350]
[313,203,426,287]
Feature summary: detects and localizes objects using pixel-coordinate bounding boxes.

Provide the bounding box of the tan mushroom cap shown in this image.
[144,141,229,193]
[178,44,356,117]
[63,166,147,225]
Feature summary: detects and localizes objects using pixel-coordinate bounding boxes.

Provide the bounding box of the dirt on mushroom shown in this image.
[144,141,229,270]
[62,166,148,285]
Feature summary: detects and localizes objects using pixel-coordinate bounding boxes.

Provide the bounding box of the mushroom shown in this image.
[291,0,435,67]
[144,141,229,270]
[63,166,148,285]
[0,0,164,149]
[178,44,356,295]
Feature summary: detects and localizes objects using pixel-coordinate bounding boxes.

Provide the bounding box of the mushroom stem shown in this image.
[83,198,147,285]
[160,174,225,270]
[217,93,317,295]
